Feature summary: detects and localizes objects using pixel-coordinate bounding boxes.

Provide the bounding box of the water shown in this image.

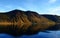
[0,31,60,38]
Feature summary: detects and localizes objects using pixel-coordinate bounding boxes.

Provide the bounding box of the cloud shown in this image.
[0,4,27,12]
[16,7,26,11]
[0,5,13,12]
[48,0,57,4]
[4,5,13,9]
[47,7,60,15]
[0,10,6,12]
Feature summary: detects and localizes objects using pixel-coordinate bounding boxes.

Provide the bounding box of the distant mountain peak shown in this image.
[7,9,25,14]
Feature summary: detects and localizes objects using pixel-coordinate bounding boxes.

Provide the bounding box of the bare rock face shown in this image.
[0,9,56,36]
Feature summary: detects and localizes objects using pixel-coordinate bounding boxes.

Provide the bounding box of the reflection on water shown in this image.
[0,34,13,38]
[0,31,60,38]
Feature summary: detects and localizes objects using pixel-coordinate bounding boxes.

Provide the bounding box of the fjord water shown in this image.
[0,31,60,38]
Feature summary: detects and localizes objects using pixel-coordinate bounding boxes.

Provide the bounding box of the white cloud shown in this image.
[16,7,26,11]
[0,4,27,12]
[47,7,60,15]
[5,5,26,10]
[4,5,13,9]
[0,11,5,12]
[48,0,57,4]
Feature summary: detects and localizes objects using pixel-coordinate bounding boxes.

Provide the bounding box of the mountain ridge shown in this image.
[0,9,59,36]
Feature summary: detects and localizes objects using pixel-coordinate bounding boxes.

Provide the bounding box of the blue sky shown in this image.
[0,0,60,15]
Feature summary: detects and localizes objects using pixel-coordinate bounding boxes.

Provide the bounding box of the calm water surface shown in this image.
[0,31,60,38]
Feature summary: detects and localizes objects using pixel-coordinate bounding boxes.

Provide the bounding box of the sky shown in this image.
[0,0,60,15]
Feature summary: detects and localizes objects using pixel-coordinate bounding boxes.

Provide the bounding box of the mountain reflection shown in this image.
[0,31,59,38]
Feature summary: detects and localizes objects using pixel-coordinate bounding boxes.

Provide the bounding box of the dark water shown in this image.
[0,31,60,38]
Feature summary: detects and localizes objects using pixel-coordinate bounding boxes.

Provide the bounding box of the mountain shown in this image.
[41,15,60,30]
[0,9,58,36]
[41,15,60,23]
